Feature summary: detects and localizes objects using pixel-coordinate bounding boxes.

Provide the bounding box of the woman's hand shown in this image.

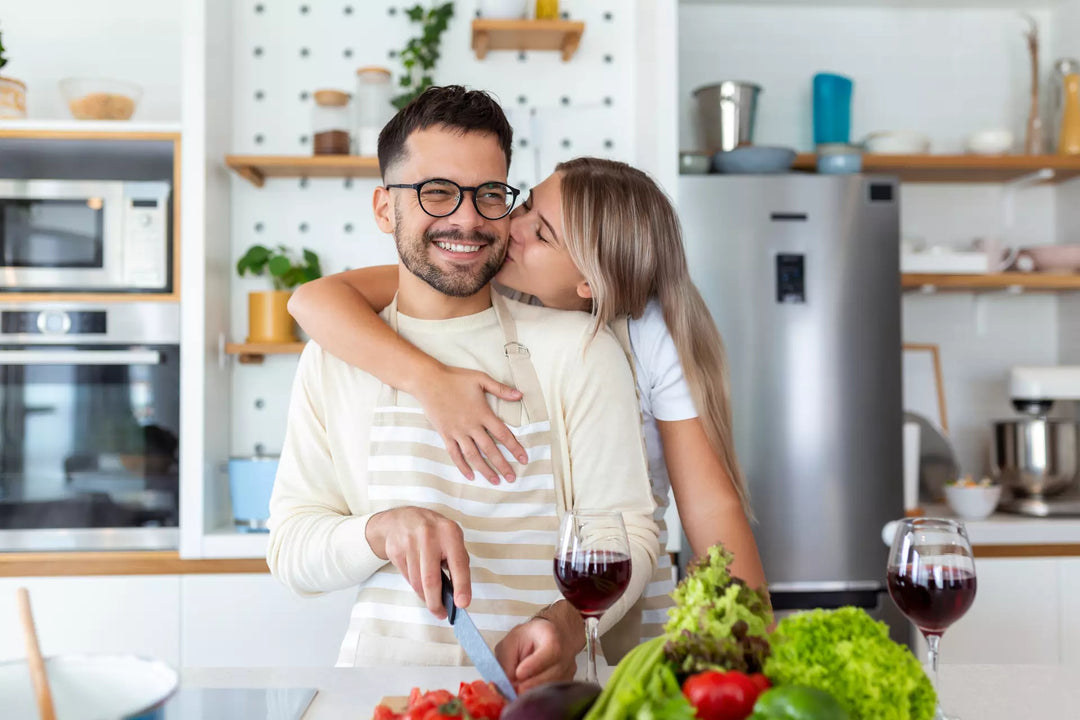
[414,365,529,484]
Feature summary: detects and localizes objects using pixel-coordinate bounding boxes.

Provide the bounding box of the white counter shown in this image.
[922,503,1080,546]
[182,664,1079,719]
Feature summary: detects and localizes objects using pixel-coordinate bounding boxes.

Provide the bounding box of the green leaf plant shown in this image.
[236,245,322,291]
[391,2,455,111]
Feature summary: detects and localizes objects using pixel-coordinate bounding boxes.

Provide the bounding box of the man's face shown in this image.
[375,126,511,298]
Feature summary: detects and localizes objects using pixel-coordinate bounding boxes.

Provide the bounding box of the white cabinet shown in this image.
[0,576,181,666]
[180,575,355,667]
[1059,559,1080,666]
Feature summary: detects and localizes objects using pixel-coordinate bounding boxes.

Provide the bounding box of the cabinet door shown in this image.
[0,576,180,666]
[180,574,355,667]
[1060,559,1080,666]
[913,558,1059,665]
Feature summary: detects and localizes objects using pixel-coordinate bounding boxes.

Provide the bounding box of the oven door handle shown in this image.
[0,350,162,365]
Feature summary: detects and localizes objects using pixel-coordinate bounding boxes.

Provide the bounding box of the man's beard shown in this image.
[395,209,505,298]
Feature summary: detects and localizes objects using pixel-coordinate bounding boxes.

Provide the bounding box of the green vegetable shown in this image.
[582,636,667,720]
[764,607,935,720]
[750,686,850,720]
[610,663,697,720]
[664,544,773,674]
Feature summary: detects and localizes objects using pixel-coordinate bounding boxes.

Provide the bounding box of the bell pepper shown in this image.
[749,686,851,720]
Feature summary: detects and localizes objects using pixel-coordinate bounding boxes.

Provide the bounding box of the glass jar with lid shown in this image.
[311,89,352,155]
[355,67,393,157]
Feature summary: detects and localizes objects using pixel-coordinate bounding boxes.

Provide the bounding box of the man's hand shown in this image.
[365,506,471,618]
[494,601,585,693]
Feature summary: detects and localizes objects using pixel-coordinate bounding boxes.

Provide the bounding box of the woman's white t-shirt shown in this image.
[627,299,698,552]
[498,287,698,552]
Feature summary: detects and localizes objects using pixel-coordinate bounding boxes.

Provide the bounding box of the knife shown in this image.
[440,570,518,702]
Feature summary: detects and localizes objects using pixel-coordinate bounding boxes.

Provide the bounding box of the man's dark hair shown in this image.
[377,85,513,178]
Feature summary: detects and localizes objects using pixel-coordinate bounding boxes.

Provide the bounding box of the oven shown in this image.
[0,303,179,551]
[0,179,171,292]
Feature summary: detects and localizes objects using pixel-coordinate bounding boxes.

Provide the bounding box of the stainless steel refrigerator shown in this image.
[676,174,907,642]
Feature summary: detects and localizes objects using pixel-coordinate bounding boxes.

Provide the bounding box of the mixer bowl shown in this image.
[992,419,1080,497]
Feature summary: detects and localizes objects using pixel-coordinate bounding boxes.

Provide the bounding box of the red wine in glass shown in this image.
[553,550,632,617]
[887,565,977,636]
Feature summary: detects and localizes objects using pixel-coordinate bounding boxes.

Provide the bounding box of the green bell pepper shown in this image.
[749,686,850,720]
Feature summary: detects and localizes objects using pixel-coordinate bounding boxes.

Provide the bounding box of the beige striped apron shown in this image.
[600,317,677,663]
[337,291,564,667]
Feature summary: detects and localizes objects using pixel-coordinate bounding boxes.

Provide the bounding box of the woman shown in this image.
[288,157,767,594]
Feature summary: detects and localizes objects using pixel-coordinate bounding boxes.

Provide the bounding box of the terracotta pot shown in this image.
[0,76,27,119]
[246,290,297,343]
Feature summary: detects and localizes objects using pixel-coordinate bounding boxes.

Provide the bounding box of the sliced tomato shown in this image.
[372,704,402,720]
[458,680,507,720]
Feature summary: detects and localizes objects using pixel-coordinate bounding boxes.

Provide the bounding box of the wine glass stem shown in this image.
[926,632,944,712]
[584,616,600,685]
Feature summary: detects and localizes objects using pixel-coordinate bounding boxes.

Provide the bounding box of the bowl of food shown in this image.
[59,78,142,120]
[944,476,1002,520]
[0,654,178,719]
[679,151,712,175]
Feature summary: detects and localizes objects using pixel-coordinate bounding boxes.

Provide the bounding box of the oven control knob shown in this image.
[36,311,72,335]
[138,213,153,227]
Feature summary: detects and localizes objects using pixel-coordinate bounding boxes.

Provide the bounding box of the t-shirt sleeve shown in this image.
[639,304,699,422]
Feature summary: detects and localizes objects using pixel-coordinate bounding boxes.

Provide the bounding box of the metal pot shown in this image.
[991,419,1080,497]
[693,81,761,153]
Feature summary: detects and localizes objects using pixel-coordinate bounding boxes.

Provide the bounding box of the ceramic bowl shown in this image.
[0,654,178,720]
[816,143,862,174]
[712,146,796,174]
[58,78,142,120]
[476,0,529,19]
[944,483,1002,520]
[1022,244,1080,273]
[862,130,931,154]
[966,129,1014,155]
[679,151,712,175]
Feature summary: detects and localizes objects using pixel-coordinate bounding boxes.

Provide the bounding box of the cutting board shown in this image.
[375,696,409,715]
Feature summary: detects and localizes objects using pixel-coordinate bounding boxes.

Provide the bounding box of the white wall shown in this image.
[0,0,182,121]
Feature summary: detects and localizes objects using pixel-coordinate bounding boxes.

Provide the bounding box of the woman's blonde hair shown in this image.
[555,157,752,519]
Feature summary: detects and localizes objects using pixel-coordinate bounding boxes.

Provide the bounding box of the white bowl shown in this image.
[0,654,178,719]
[477,0,529,19]
[966,129,1014,155]
[862,130,931,154]
[944,484,1002,520]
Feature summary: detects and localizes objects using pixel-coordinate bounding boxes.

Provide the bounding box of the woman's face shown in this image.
[495,172,591,311]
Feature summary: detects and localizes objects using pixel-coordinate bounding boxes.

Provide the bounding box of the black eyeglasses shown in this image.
[385,178,521,221]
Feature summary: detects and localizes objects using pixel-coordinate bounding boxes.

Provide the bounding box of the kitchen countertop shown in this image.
[922,503,1080,549]
[182,664,1079,719]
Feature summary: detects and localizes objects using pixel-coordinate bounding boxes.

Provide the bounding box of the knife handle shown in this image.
[440,570,458,624]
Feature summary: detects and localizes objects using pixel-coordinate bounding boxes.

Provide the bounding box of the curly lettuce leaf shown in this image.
[764,607,936,720]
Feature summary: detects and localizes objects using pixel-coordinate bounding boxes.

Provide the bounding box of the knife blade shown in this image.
[440,570,518,702]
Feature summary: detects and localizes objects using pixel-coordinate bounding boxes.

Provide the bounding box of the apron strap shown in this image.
[491,291,548,425]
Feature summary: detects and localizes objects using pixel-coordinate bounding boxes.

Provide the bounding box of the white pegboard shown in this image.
[228,0,642,455]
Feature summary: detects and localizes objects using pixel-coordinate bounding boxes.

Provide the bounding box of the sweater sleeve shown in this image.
[266,343,387,596]
[560,328,660,635]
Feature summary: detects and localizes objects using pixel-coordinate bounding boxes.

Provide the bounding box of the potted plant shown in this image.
[236,245,322,343]
[0,28,27,119]
[391,2,454,110]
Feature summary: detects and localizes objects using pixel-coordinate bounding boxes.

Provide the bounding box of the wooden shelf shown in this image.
[792,153,1080,184]
[0,120,181,140]
[901,272,1080,291]
[471,19,585,61]
[0,292,179,303]
[225,342,305,364]
[224,154,380,187]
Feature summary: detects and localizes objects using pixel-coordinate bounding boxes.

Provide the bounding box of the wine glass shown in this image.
[553,510,632,684]
[887,517,977,720]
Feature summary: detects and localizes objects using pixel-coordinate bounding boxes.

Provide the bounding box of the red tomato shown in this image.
[749,673,771,694]
[457,680,507,720]
[682,670,762,720]
[372,704,402,720]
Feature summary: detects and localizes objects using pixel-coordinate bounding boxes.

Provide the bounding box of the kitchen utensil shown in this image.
[992,418,1080,497]
[887,518,976,720]
[227,456,279,532]
[815,143,862,174]
[0,655,178,720]
[1020,244,1080,272]
[862,131,931,154]
[944,483,1002,520]
[965,129,1014,155]
[679,151,711,175]
[439,571,517,701]
[58,78,141,120]
[903,411,959,502]
[1048,58,1080,152]
[812,73,853,145]
[1022,15,1044,155]
[712,146,796,174]
[17,588,56,720]
[693,81,761,153]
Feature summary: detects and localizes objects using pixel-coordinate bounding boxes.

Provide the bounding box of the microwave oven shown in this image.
[0,179,171,292]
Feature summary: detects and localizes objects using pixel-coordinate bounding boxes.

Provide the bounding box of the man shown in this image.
[267,86,658,688]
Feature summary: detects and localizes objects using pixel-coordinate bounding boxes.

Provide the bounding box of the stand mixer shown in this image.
[995,367,1080,516]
